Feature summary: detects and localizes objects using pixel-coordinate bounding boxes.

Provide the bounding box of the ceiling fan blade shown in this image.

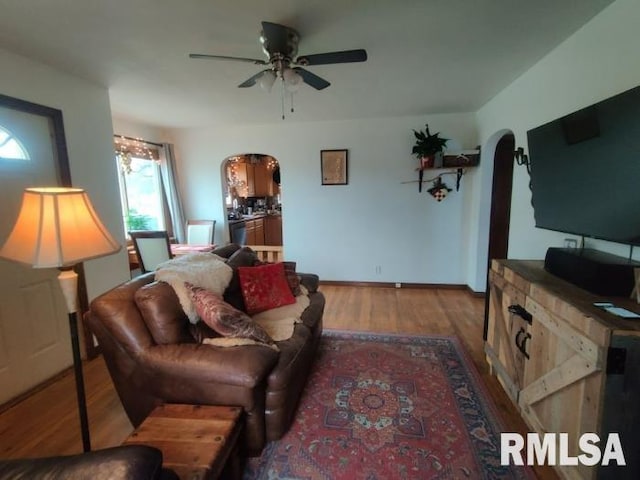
[238,69,271,88]
[293,68,330,90]
[189,53,268,65]
[296,49,367,66]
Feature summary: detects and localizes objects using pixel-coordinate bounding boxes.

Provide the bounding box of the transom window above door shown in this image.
[0,126,29,160]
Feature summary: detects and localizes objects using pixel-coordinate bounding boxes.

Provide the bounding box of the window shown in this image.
[0,126,29,160]
[115,136,165,235]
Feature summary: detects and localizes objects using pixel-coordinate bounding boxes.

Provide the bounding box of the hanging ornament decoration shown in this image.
[226,156,247,190]
[264,155,278,170]
[428,178,452,202]
[113,135,159,174]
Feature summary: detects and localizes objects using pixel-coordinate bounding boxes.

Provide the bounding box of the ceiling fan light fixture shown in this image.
[283,68,302,92]
[258,70,277,92]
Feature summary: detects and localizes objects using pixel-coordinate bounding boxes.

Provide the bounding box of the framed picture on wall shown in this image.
[321,149,348,185]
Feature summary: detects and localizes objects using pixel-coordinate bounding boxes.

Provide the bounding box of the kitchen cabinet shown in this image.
[245,217,265,245]
[235,163,276,198]
[252,164,272,197]
[254,217,264,245]
[234,163,252,197]
[486,259,640,480]
[265,215,282,246]
[267,169,279,196]
[245,219,255,245]
[270,177,280,196]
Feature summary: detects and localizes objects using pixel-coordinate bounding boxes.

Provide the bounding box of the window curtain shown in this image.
[159,143,187,243]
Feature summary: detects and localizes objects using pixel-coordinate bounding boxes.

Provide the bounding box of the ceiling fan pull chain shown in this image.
[290,92,295,114]
[281,79,285,120]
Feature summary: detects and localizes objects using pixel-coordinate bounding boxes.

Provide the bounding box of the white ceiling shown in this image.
[0,0,613,128]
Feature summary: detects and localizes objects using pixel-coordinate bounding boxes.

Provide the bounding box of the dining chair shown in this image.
[129,230,172,273]
[186,219,216,245]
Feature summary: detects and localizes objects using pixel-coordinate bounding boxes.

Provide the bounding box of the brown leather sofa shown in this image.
[85,245,324,455]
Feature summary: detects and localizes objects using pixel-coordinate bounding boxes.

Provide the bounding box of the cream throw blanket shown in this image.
[251,285,310,340]
[155,253,232,323]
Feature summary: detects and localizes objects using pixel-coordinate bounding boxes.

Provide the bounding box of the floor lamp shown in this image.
[0,187,121,452]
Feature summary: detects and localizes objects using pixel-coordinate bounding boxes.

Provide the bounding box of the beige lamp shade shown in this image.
[0,187,121,268]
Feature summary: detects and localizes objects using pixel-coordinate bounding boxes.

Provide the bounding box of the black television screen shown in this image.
[527,85,640,245]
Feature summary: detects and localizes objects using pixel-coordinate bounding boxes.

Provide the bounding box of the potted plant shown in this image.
[126,208,152,231]
[412,124,449,169]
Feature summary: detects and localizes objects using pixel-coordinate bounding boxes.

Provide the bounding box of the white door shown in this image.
[0,105,72,405]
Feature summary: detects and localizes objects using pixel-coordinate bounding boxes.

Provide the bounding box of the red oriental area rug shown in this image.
[244,331,531,479]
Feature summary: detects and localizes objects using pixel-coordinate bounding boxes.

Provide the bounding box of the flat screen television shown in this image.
[527,84,640,245]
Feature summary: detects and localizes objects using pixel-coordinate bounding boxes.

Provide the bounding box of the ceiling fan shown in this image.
[189,21,368,92]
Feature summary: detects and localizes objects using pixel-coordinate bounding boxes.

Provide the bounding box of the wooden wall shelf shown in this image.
[402,148,480,193]
[418,150,480,170]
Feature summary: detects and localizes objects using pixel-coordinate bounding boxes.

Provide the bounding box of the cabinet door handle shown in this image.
[521,331,531,359]
[514,327,531,359]
[508,304,532,324]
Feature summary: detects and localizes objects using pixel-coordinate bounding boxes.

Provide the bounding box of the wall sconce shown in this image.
[514,147,531,175]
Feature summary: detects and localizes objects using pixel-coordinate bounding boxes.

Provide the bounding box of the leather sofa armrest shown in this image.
[300,292,325,331]
[139,343,279,388]
[298,273,319,293]
[0,445,177,480]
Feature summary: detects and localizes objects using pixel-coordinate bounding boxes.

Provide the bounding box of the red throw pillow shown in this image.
[185,282,274,346]
[238,262,297,315]
[253,260,302,297]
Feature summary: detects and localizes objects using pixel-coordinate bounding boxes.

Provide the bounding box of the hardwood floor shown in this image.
[0,285,557,479]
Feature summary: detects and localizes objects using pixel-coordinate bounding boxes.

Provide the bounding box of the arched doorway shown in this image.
[223,153,282,247]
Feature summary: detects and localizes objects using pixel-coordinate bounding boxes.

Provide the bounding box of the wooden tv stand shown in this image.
[485,259,640,480]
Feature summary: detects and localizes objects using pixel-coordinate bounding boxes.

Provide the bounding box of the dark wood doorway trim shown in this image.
[483,133,515,339]
[487,134,515,261]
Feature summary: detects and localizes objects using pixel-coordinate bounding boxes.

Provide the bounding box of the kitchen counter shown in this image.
[238,213,265,220]
[228,212,280,224]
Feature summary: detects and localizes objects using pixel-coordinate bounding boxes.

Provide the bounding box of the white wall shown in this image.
[171,114,478,283]
[471,0,640,291]
[0,47,130,300]
[112,0,640,292]
[112,116,169,143]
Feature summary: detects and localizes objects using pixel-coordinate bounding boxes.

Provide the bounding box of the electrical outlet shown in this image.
[375,265,382,275]
[395,282,401,288]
